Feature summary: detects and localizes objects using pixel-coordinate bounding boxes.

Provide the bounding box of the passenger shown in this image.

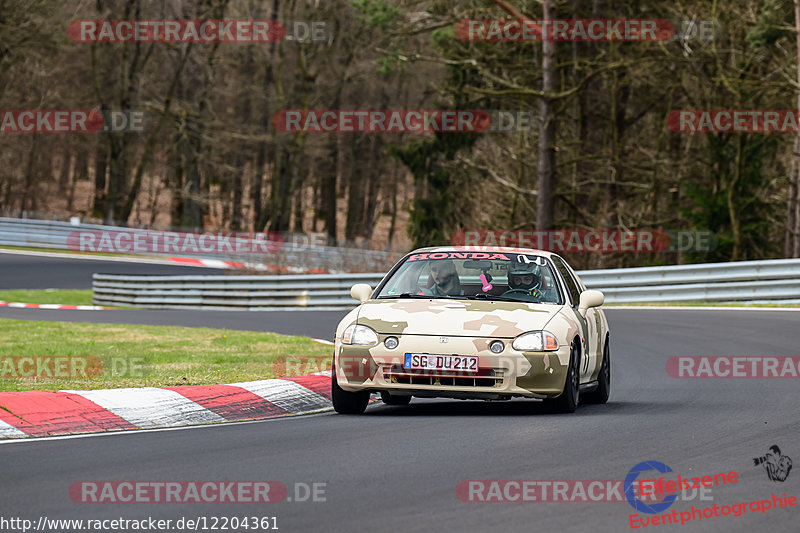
[427,260,464,296]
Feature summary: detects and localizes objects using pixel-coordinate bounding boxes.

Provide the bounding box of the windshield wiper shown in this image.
[377,292,431,299]
[464,294,520,302]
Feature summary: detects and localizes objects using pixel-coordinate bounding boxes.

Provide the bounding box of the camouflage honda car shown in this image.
[332,246,610,414]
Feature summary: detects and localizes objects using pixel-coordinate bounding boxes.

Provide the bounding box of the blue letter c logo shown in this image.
[625,461,677,514]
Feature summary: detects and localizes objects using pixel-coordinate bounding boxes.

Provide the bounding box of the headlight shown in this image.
[512,331,559,352]
[342,324,379,345]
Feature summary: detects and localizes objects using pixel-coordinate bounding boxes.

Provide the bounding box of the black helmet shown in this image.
[508,264,541,290]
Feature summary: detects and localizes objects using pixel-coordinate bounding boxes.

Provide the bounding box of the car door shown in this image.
[563,261,603,379]
[550,256,594,381]
[551,256,600,383]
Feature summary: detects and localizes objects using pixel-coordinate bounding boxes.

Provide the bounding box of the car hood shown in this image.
[357,298,562,338]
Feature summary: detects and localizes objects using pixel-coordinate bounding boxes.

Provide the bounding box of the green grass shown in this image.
[0,289,95,306]
[0,319,332,392]
[605,302,799,308]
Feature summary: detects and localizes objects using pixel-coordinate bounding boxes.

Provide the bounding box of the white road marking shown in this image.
[64,387,226,428]
[187,258,233,269]
[0,248,200,266]
[0,410,335,444]
[231,379,331,413]
[0,418,27,438]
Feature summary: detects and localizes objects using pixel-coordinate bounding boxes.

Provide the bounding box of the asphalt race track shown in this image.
[0,251,224,289]
[1,308,798,533]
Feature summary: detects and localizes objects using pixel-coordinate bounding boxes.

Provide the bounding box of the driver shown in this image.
[503,263,544,301]
[426,260,464,296]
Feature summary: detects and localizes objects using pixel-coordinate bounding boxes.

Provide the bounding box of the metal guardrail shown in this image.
[93,273,387,310]
[578,259,800,303]
[0,217,401,273]
[92,259,800,310]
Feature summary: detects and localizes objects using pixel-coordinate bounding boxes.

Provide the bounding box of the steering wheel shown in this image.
[503,289,541,301]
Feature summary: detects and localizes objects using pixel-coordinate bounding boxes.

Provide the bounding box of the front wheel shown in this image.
[544,342,580,413]
[332,371,369,414]
[583,338,610,404]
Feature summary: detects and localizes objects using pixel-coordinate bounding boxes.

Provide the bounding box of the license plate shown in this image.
[404,353,479,373]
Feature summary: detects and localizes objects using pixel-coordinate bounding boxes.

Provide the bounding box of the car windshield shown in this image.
[377,251,564,304]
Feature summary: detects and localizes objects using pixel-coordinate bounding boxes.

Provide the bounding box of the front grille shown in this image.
[382,364,503,388]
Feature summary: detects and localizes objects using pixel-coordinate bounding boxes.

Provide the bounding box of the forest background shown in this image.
[2,0,800,270]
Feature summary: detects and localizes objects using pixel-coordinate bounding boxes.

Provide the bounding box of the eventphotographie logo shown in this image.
[753,445,793,483]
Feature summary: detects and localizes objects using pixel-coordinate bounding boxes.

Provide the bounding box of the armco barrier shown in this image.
[578,259,800,303]
[92,259,800,309]
[93,273,387,310]
[0,217,401,273]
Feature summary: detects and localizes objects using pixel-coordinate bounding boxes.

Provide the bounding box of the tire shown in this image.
[332,371,370,414]
[583,338,610,404]
[544,342,580,413]
[380,392,411,406]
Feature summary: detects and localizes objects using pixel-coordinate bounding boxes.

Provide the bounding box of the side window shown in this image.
[551,256,581,306]
[563,260,587,291]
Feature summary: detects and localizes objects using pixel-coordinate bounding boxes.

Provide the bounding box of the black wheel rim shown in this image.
[571,346,579,399]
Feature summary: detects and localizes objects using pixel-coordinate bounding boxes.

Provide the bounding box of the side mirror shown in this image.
[578,290,604,315]
[350,283,373,303]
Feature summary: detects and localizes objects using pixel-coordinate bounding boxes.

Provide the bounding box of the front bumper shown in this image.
[334,334,570,399]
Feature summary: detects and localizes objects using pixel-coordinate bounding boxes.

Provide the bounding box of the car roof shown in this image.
[407,246,557,257]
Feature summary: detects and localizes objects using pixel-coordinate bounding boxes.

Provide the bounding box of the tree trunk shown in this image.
[104,134,126,224]
[362,135,382,240]
[345,135,366,242]
[232,155,244,230]
[789,0,800,257]
[536,0,556,230]
[788,135,799,257]
[92,141,107,217]
[179,114,204,229]
[21,134,38,212]
[729,134,745,261]
[58,150,72,193]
